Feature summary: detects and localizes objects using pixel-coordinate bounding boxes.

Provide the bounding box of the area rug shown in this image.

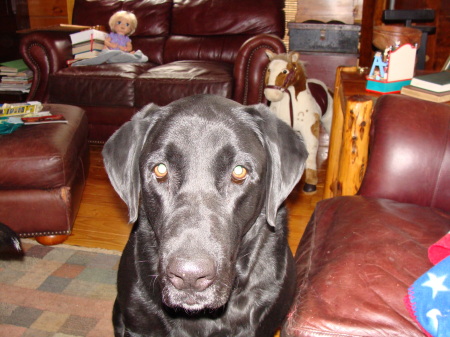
[0,240,121,337]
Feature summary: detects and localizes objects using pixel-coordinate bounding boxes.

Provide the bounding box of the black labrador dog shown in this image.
[102,95,308,337]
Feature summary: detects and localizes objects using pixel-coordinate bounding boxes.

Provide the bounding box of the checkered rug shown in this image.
[0,240,121,337]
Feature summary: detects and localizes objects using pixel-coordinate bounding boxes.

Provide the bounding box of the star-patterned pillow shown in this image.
[405,233,450,337]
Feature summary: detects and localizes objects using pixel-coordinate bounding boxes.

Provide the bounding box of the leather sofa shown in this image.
[282,94,450,336]
[19,0,286,143]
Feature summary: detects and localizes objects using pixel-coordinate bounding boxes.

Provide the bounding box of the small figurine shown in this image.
[369,51,388,79]
[104,11,137,53]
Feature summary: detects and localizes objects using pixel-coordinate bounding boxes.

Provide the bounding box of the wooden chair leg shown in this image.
[35,234,70,246]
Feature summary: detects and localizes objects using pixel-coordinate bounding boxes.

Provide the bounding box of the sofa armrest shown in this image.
[233,34,286,105]
[358,94,450,212]
[20,31,73,102]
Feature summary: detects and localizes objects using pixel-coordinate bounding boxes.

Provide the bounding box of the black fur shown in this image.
[102,95,307,337]
[0,223,23,259]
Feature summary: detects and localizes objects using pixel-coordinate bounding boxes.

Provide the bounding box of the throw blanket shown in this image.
[72,49,148,66]
[405,232,450,337]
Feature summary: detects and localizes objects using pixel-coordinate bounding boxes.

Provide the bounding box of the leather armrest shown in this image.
[19,31,73,102]
[233,34,286,105]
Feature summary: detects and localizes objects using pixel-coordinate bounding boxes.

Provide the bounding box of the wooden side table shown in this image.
[323,66,381,199]
[324,66,449,199]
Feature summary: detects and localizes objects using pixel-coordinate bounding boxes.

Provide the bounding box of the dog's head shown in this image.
[103,95,307,311]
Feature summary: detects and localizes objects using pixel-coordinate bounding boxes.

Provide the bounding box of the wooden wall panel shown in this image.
[67,0,74,23]
[27,0,68,28]
[285,0,297,49]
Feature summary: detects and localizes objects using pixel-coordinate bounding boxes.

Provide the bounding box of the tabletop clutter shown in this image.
[0,101,67,134]
[366,25,422,94]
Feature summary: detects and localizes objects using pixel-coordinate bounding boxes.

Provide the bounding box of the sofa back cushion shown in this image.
[164,0,285,63]
[358,94,450,212]
[72,0,173,64]
[171,0,284,36]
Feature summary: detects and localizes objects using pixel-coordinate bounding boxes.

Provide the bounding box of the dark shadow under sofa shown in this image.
[282,94,450,336]
[20,0,286,143]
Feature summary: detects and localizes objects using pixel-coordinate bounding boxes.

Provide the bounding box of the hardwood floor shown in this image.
[65,130,329,255]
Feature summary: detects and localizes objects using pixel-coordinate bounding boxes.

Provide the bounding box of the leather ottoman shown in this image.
[0,104,89,245]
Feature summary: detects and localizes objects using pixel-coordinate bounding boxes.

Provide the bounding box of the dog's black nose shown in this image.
[167,257,216,292]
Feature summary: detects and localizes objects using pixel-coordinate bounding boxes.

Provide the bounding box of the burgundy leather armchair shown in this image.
[20,0,286,143]
[282,94,450,336]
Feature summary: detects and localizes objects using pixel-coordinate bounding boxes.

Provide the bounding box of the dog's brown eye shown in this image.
[154,163,168,181]
[231,165,247,183]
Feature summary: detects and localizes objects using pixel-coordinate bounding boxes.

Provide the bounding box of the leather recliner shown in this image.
[282,94,450,337]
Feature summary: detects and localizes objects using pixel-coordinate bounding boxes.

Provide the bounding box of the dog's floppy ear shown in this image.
[102,104,163,223]
[248,104,308,227]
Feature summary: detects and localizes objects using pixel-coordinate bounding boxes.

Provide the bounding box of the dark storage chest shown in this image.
[288,22,361,54]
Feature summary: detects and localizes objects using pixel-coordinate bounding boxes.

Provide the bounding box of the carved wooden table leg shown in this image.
[337,95,373,196]
[324,66,377,199]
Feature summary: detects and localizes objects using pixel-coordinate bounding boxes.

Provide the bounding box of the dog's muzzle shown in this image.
[167,256,216,292]
[161,252,232,311]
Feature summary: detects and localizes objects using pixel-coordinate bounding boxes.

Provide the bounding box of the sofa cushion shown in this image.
[171,0,285,37]
[163,35,252,64]
[166,0,285,63]
[135,60,234,107]
[283,196,450,337]
[49,63,155,107]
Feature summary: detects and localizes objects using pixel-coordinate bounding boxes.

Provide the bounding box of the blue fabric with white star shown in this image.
[406,256,450,337]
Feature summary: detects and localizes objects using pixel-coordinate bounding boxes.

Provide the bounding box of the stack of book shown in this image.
[0,59,33,93]
[70,29,107,60]
[401,70,450,103]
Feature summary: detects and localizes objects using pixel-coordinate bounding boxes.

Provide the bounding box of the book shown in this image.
[70,29,107,45]
[2,113,67,126]
[0,69,33,78]
[74,50,103,59]
[0,83,32,92]
[1,78,32,84]
[21,114,67,125]
[0,59,29,73]
[410,71,450,93]
[401,85,450,103]
[66,59,79,66]
[72,40,105,55]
